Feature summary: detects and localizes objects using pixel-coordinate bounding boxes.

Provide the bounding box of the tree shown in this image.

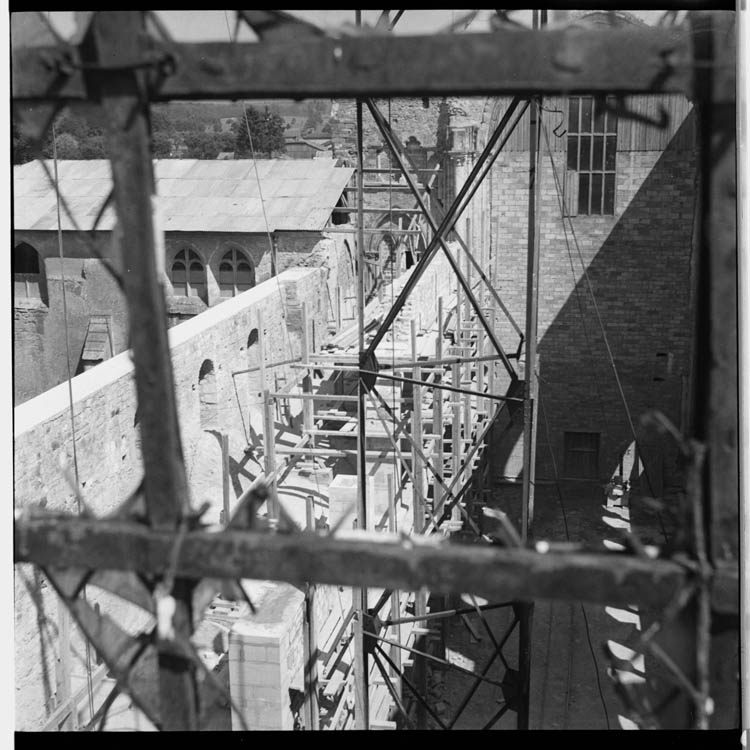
[233,106,285,157]
[78,136,107,159]
[152,132,174,158]
[303,100,328,133]
[13,122,36,164]
[54,133,81,159]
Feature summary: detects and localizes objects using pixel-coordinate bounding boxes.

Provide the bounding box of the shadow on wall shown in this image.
[489,113,696,496]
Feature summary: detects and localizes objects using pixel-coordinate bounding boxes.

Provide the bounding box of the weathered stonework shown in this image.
[13,237,356,731]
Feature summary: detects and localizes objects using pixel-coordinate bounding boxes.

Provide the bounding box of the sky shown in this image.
[44,9,668,42]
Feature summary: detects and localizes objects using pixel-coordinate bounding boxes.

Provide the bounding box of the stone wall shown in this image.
[13,231,130,405]
[13,228,353,405]
[13,239,356,731]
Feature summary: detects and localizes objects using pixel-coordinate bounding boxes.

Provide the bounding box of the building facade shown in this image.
[13,158,354,404]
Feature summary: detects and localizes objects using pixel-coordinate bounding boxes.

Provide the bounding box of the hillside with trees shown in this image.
[12,99,331,164]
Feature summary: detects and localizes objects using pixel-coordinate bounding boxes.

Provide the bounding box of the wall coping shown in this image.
[14,267,320,438]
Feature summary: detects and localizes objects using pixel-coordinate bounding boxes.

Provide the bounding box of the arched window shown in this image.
[198,359,218,429]
[218,248,255,298]
[13,242,42,299]
[170,249,207,301]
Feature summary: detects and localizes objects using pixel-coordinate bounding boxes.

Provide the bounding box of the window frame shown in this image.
[565,95,618,217]
[13,243,44,302]
[170,248,207,302]
[218,247,255,298]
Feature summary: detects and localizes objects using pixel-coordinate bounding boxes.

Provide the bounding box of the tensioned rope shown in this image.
[224,11,293,405]
[539,116,668,543]
[50,117,97,723]
[537,107,612,435]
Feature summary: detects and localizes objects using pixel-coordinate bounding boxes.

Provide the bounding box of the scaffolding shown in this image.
[12,9,739,732]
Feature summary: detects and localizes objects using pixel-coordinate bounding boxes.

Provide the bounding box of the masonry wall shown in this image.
[477,102,697,489]
[14,228,352,405]
[13,241,356,731]
[332,92,697,489]
[13,231,130,405]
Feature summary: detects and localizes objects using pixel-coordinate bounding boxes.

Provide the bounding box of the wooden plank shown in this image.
[15,517,701,610]
[11,27,696,103]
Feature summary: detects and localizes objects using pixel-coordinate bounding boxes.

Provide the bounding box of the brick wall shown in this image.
[334,94,697,491]
[483,114,697,488]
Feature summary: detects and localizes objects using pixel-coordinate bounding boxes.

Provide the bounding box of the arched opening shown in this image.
[13,242,44,301]
[198,359,218,429]
[331,193,350,225]
[342,240,355,281]
[219,248,255,298]
[247,328,260,370]
[170,248,207,302]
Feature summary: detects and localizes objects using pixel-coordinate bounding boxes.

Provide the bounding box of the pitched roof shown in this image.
[14,159,354,233]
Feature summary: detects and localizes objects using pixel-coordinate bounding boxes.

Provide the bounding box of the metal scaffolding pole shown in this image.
[364,96,528,372]
[354,91,370,730]
[521,99,542,542]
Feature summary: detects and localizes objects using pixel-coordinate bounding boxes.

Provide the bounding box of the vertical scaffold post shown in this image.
[451,363,462,526]
[221,432,230,526]
[303,496,319,730]
[434,297,445,516]
[387,473,403,702]
[354,60,370,727]
[262,389,277,520]
[411,318,428,728]
[301,302,314,449]
[411,319,425,533]
[462,243,473,516]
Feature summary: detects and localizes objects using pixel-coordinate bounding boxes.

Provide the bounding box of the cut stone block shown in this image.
[228,582,305,731]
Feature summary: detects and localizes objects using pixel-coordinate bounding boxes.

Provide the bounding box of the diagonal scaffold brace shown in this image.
[362,96,529,376]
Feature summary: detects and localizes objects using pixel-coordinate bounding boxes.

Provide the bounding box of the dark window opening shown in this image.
[332,194,349,225]
[563,431,600,479]
[199,359,218,429]
[219,248,255,299]
[170,248,207,302]
[14,242,43,300]
[566,96,618,216]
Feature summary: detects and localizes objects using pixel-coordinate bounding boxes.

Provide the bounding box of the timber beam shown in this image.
[14,515,702,610]
[11,26,700,103]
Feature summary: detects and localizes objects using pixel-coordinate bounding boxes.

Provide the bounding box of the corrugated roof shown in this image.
[14,159,354,233]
